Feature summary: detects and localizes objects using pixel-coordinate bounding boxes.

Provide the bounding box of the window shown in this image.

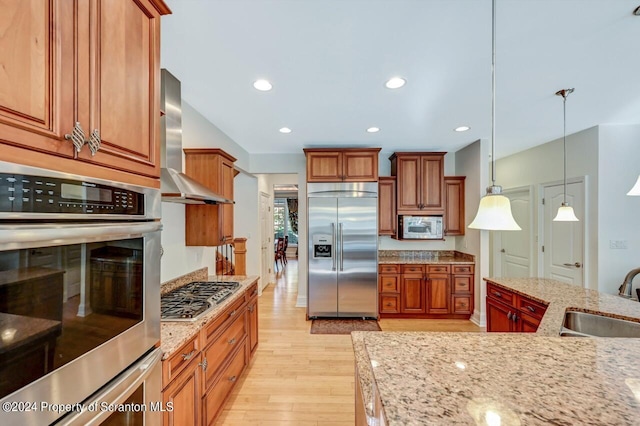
[273,198,298,244]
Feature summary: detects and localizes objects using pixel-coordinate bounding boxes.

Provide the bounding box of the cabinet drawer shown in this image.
[162,334,200,388]
[452,264,474,274]
[452,295,472,314]
[486,282,515,306]
[246,282,258,299]
[379,264,399,274]
[401,265,424,274]
[452,276,472,293]
[202,312,247,390]
[426,265,450,274]
[517,296,548,320]
[379,294,400,314]
[202,342,248,426]
[201,295,247,346]
[379,276,400,293]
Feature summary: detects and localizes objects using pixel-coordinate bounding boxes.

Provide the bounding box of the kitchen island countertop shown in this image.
[353,277,640,425]
[378,250,474,265]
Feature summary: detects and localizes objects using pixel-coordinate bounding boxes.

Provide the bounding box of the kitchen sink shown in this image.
[560,311,640,338]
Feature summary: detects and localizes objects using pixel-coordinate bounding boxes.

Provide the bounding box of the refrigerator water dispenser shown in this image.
[312,234,332,258]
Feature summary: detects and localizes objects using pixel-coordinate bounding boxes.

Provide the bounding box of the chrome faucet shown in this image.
[619,267,640,298]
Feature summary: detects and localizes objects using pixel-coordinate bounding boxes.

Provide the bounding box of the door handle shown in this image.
[331,222,337,271]
[339,222,344,272]
[500,249,505,253]
[563,262,582,268]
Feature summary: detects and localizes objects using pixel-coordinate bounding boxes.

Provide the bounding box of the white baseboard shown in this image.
[470,308,485,328]
[295,295,307,308]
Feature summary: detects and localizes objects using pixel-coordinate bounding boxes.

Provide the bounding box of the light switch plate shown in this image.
[609,240,628,249]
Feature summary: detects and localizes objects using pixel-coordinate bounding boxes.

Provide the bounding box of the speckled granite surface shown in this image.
[160,267,208,295]
[379,250,474,264]
[160,274,259,360]
[354,278,640,425]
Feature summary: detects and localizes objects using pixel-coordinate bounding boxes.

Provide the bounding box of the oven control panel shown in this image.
[0,173,144,215]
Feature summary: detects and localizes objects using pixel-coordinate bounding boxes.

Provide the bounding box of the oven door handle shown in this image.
[57,347,162,426]
[0,221,162,250]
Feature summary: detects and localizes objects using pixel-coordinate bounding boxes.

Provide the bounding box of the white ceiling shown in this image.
[161,0,640,158]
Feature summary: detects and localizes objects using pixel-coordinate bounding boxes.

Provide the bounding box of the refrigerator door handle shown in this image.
[331,222,337,271]
[339,222,344,271]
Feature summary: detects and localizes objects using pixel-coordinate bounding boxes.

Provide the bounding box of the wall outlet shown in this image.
[609,240,628,249]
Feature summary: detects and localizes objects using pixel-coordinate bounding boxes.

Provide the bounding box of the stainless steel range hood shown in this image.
[160,69,233,205]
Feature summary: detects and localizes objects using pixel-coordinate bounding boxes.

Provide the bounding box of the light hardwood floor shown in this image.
[217,259,482,425]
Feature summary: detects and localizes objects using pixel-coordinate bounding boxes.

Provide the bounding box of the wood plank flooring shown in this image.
[217,259,482,425]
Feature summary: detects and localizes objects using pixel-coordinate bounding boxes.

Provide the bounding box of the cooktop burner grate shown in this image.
[161,281,240,321]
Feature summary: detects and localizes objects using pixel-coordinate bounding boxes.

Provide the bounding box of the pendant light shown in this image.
[553,88,579,222]
[468,0,520,231]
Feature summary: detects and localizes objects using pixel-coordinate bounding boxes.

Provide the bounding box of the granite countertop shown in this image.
[354,277,640,425]
[378,250,475,265]
[160,274,259,360]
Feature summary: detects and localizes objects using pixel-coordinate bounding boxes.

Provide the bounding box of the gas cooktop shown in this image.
[161,281,240,322]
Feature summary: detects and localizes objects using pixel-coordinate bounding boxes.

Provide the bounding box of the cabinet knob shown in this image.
[507,311,512,320]
[198,358,208,371]
[87,128,101,156]
[64,122,86,153]
[228,338,236,345]
[492,291,502,298]
[229,309,237,317]
[229,375,237,383]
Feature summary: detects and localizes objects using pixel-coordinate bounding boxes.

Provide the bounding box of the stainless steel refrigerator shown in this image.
[307,182,378,318]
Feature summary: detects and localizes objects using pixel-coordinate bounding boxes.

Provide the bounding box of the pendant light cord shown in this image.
[491,0,496,187]
[563,92,567,204]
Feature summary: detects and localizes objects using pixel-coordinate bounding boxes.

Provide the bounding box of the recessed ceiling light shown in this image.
[385,77,406,89]
[455,126,470,132]
[366,127,380,133]
[279,127,292,134]
[253,79,273,91]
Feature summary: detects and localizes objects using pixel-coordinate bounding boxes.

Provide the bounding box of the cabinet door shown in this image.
[517,313,541,333]
[342,150,378,182]
[395,155,421,212]
[426,274,450,314]
[378,177,396,235]
[248,297,259,357]
[444,177,465,236]
[163,356,202,426]
[486,297,515,332]
[221,158,235,243]
[78,0,161,178]
[305,151,343,182]
[0,0,75,159]
[401,274,426,314]
[419,154,444,213]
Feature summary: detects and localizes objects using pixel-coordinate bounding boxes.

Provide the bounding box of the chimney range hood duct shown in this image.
[160,69,233,205]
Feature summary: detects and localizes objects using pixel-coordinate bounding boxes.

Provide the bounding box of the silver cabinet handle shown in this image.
[228,338,236,345]
[88,128,101,156]
[65,121,86,153]
[492,291,502,298]
[181,350,196,361]
[525,305,536,312]
[229,375,237,383]
[563,262,582,268]
[507,311,512,320]
[198,357,208,371]
[229,309,237,317]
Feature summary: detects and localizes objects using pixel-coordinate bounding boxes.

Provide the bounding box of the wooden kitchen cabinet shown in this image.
[379,262,474,319]
[184,149,237,246]
[246,283,259,357]
[162,336,202,426]
[426,265,450,314]
[486,281,548,332]
[0,0,170,187]
[390,152,445,215]
[304,148,381,182]
[444,176,466,236]
[378,177,397,236]
[400,265,426,314]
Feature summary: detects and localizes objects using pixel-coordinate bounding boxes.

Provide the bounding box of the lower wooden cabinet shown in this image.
[162,280,259,426]
[486,281,548,332]
[379,263,474,319]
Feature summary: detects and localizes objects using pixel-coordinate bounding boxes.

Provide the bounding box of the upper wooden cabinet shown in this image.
[0,0,170,187]
[444,176,466,236]
[390,152,445,215]
[378,177,396,236]
[184,149,236,246]
[304,148,381,182]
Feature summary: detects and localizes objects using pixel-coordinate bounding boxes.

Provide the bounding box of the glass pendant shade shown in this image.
[553,203,579,222]
[469,186,521,230]
[627,175,640,196]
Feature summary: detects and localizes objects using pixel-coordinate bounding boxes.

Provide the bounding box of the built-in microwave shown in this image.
[399,215,443,239]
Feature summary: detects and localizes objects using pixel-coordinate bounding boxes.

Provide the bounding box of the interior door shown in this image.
[337,197,377,318]
[495,188,533,277]
[542,181,585,286]
[260,192,271,290]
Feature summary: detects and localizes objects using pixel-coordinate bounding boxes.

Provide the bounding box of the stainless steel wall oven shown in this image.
[0,161,162,426]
